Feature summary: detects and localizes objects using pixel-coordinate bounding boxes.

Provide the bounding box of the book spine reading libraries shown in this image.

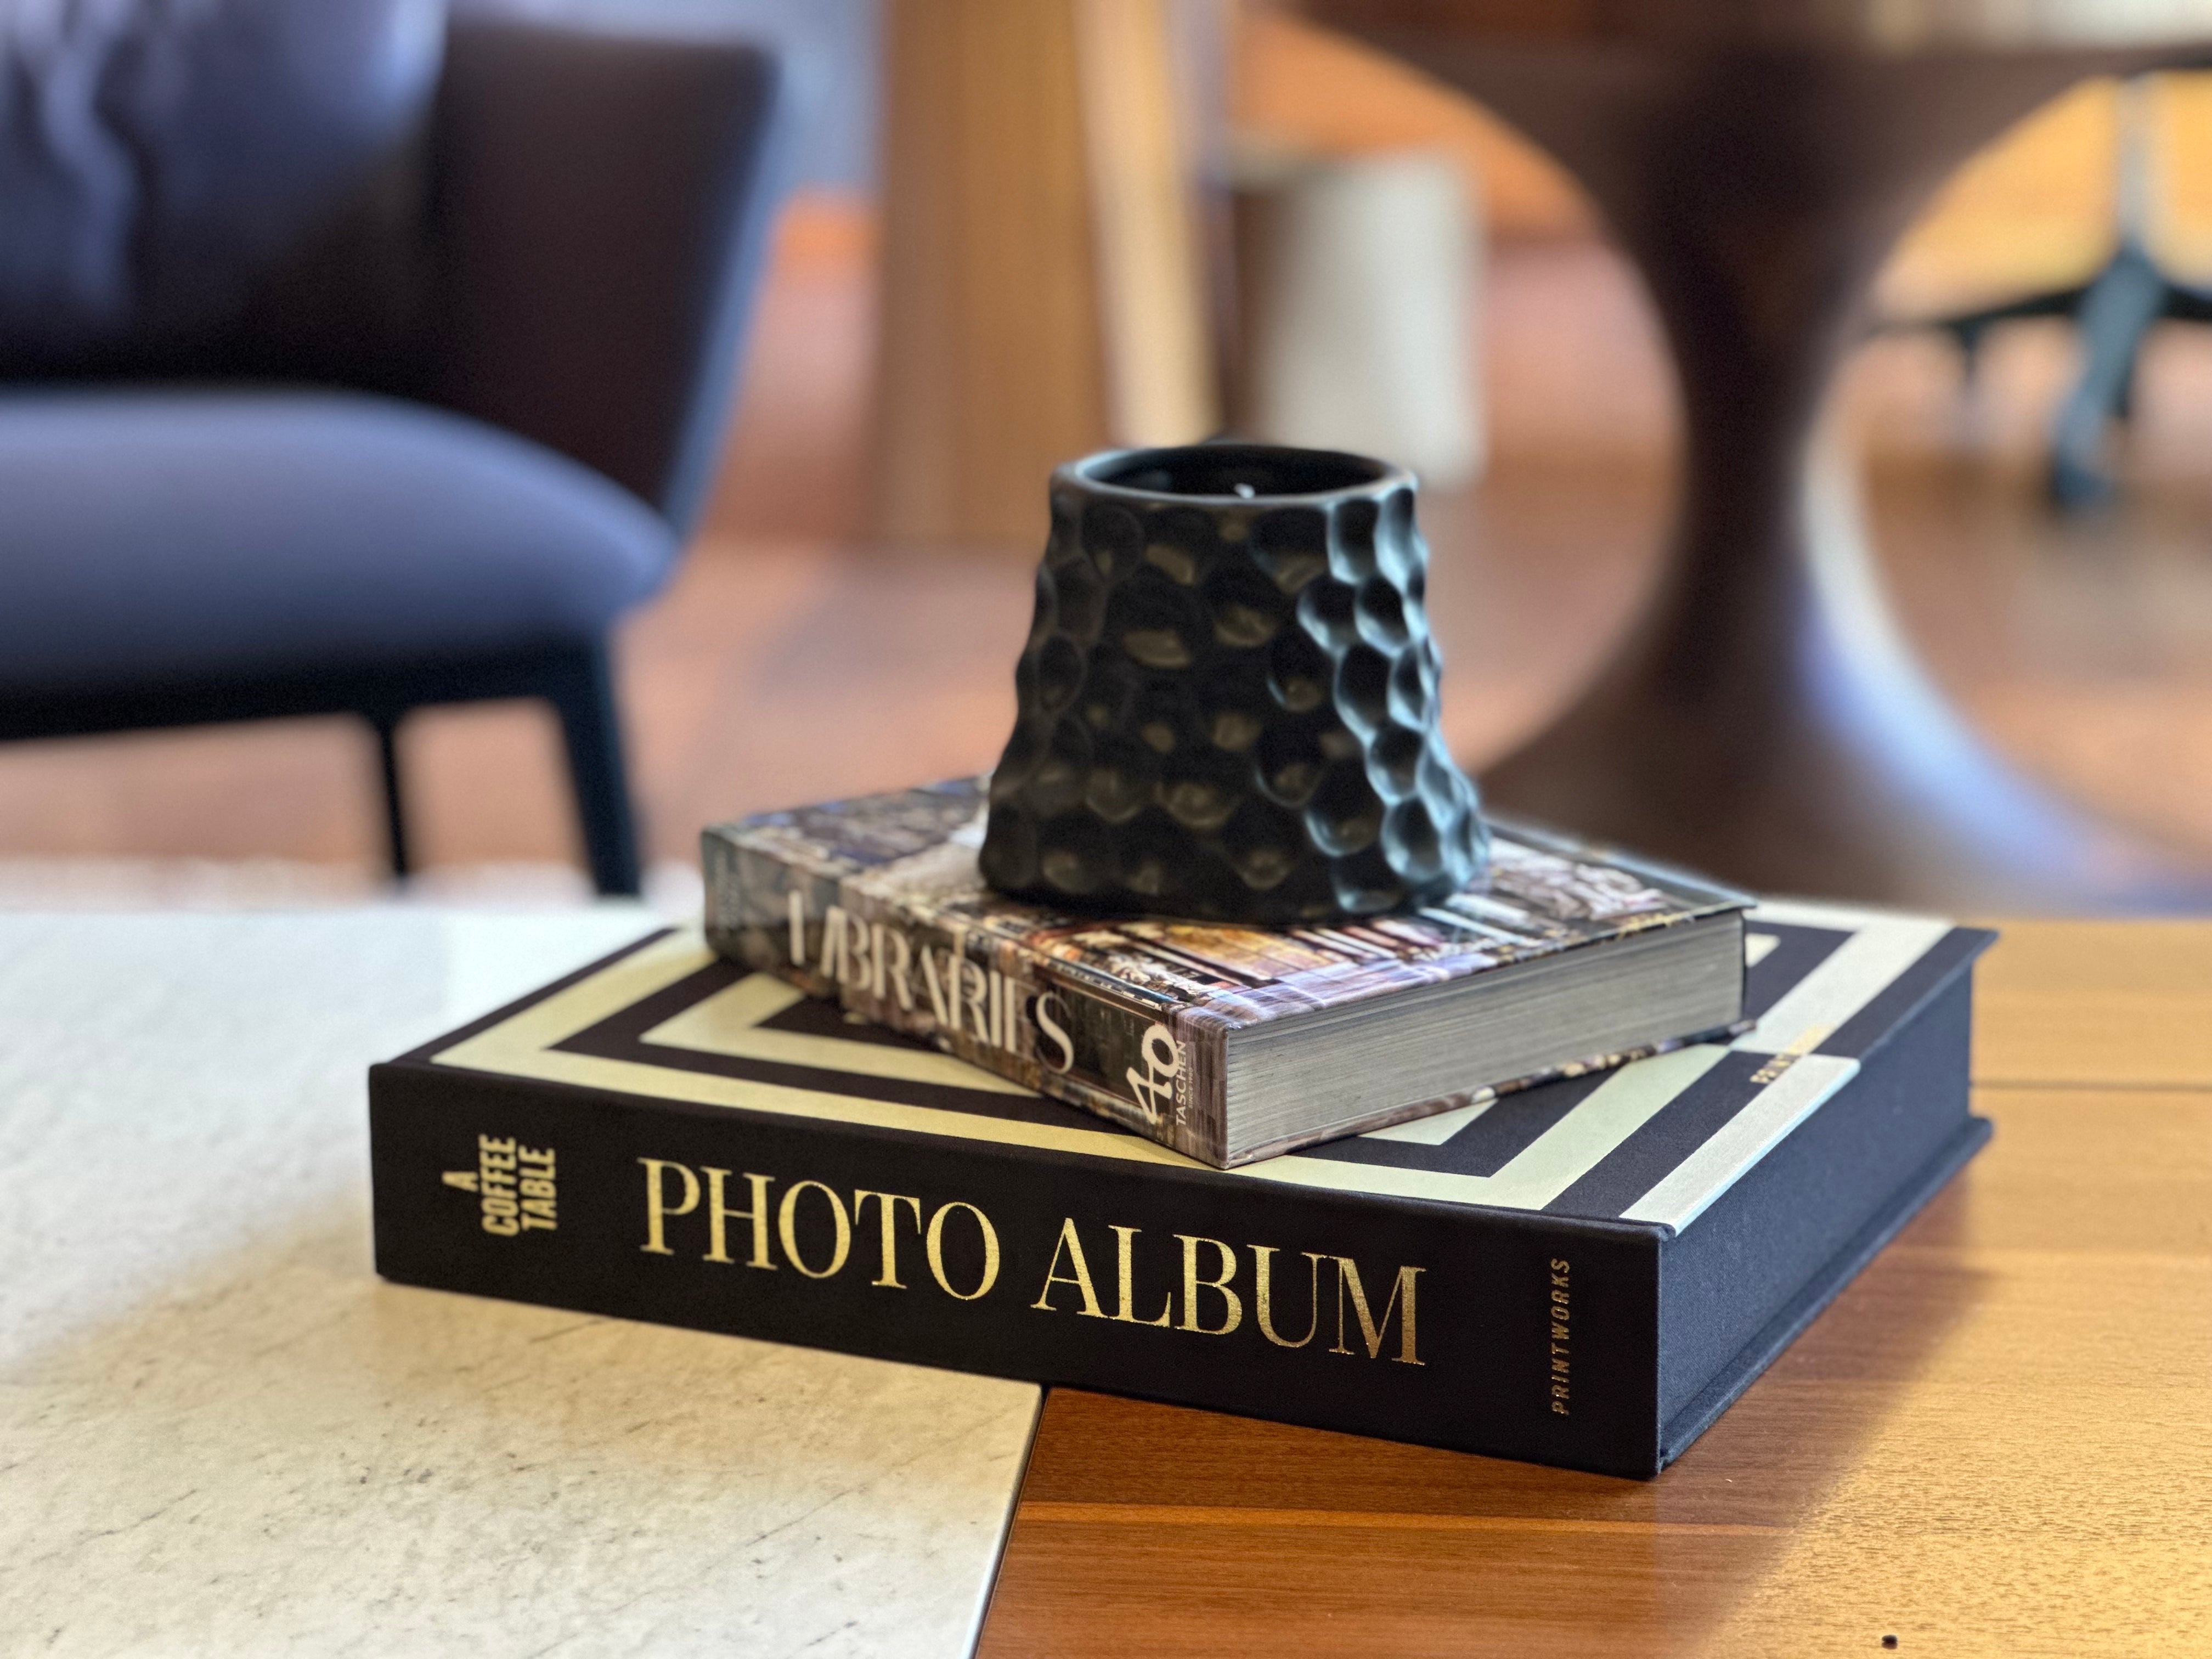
[712,843,1220,1158]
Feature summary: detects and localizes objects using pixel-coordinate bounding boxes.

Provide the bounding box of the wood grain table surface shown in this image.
[975,919,2212,1657]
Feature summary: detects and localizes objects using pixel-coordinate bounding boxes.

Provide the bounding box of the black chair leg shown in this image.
[546,639,643,897]
[2050,242,2168,510]
[1946,317,1987,395]
[371,712,413,881]
[370,712,413,881]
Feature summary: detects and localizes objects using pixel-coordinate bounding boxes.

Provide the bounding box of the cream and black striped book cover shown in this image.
[371,902,1990,1477]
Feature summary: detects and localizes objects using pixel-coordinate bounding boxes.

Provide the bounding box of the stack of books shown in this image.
[370,780,1990,1477]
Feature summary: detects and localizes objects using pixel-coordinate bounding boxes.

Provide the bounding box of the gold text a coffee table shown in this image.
[1301,1,2212,909]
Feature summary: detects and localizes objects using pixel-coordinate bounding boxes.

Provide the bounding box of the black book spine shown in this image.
[371,1058,1669,1476]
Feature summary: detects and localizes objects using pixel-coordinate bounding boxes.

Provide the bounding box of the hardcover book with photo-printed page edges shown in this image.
[369,900,1994,1477]
[699,778,1754,1166]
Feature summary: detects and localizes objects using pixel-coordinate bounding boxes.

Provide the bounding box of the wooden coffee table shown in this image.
[977,917,2212,1654]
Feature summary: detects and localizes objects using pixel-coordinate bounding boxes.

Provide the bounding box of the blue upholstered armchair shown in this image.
[0,1,786,894]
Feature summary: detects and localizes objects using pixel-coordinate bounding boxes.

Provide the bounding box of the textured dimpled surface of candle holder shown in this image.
[980,443,1488,923]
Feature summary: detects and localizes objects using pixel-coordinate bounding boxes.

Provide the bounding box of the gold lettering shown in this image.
[478,1135,516,1156]
[853,1189,923,1288]
[639,1158,698,1255]
[1750,1023,1834,1085]
[1333,1259,1423,1364]
[1032,1218,1105,1316]
[1111,1224,1173,1326]
[925,1201,1000,1300]
[1177,1236,1242,1335]
[777,1180,852,1278]
[481,1214,518,1237]
[1252,1246,1327,1348]
[702,1167,776,1268]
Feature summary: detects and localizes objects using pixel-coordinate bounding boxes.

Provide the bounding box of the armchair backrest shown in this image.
[0,0,444,388]
[1,2,786,539]
[427,19,786,538]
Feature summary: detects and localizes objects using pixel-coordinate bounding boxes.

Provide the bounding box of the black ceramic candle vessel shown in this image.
[980,443,1487,924]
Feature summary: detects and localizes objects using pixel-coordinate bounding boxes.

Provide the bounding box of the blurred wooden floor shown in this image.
[3,199,2212,903]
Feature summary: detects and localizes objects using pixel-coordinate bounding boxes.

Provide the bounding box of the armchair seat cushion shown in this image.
[0,388,675,695]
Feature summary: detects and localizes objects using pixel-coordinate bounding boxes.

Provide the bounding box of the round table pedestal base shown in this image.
[1484,437,2209,910]
[1321,27,2212,907]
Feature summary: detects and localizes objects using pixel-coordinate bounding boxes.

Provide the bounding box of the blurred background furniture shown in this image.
[0,1,785,896]
[1899,71,2212,510]
[870,0,1222,545]
[867,0,1485,543]
[1231,145,1484,487]
[7,1,2212,911]
[1302,0,2212,909]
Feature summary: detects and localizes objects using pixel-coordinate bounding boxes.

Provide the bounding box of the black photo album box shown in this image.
[369,900,1991,1478]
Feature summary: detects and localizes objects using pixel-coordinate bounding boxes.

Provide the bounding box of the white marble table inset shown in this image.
[0,911,1041,1658]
